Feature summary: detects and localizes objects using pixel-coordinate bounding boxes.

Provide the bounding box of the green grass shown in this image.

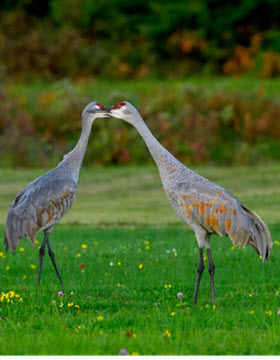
[0,165,280,355]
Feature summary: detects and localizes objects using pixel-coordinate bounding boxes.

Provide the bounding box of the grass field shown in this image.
[0,165,280,355]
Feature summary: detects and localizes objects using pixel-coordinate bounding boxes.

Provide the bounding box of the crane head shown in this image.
[82,102,110,120]
[87,101,141,125]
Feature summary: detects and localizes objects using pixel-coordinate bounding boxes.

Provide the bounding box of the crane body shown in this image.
[4,102,108,287]
[89,102,272,304]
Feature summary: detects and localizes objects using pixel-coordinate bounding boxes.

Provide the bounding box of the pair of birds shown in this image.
[4,101,272,305]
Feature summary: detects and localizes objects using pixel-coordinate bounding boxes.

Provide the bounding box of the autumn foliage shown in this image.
[1,1,280,79]
[1,84,280,167]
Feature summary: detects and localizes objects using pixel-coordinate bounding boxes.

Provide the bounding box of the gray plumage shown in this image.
[4,168,76,254]
[4,101,108,285]
[90,101,273,304]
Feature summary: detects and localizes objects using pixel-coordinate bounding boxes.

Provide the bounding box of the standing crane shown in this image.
[89,101,273,304]
[4,102,109,287]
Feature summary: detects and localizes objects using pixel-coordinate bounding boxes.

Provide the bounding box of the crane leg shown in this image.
[47,237,63,288]
[37,233,49,286]
[193,247,204,304]
[207,248,215,305]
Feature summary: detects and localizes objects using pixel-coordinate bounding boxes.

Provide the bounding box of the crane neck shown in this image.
[58,117,93,182]
[132,115,183,177]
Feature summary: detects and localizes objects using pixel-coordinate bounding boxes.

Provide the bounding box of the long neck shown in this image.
[133,115,186,186]
[58,118,93,182]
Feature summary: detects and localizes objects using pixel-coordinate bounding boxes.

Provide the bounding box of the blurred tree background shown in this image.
[1,0,280,167]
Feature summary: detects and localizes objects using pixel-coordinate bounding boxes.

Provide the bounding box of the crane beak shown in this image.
[87,106,114,115]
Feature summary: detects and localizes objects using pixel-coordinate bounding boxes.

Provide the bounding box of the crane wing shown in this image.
[173,181,239,236]
[5,177,77,253]
[171,179,272,260]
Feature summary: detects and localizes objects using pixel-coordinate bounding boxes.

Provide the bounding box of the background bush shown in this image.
[1,1,280,167]
[1,0,280,80]
[1,80,280,167]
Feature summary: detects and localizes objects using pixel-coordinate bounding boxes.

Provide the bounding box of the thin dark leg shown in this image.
[37,233,49,286]
[193,247,205,305]
[207,248,215,305]
[47,237,63,288]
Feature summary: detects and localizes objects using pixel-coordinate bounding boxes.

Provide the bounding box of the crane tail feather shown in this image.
[242,206,272,262]
[4,210,25,255]
[228,206,272,262]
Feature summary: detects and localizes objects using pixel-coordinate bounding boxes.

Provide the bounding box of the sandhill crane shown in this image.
[89,101,273,304]
[4,102,109,287]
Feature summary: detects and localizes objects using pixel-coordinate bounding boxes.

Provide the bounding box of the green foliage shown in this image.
[1,1,280,79]
[1,79,280,167]
[0,166,279,355]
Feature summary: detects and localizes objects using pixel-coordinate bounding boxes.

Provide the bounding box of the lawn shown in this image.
[0,165,280,355]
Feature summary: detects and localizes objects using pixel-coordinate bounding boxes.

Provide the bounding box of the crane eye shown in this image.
[114,102,126,109]
[96,103,103,109]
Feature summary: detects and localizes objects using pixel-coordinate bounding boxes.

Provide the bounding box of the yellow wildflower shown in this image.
[75,304,80,309]
[146,246,150,250]
[174,252,178,257]
[0,252,5,258]
[35,239,39,244]
[213,305,216,310]
[117,283,121,287]
[117,262,122,266]
[94,241,99,245]
[259,255,262,260]
[19,298,23,303]
[249,310,254,314]
[75,253,81,257]
[23,275,26,280]
[68,302,73,307]
[6,266,10,271]
[203,256,207,261]
[97,315,104,321]
[70,291,73,295]
[231,247,235,250]
[30,264,36,269]
[144,241,150,245]
[81,244,88,249]
[19,248,25,252]
[274,240,280,245]
[165,330,171,338]
[171,312,176,316]
[132,352,139,356]
[99,331,103,335]
[265,310,272,316]
[139,264,143,269]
